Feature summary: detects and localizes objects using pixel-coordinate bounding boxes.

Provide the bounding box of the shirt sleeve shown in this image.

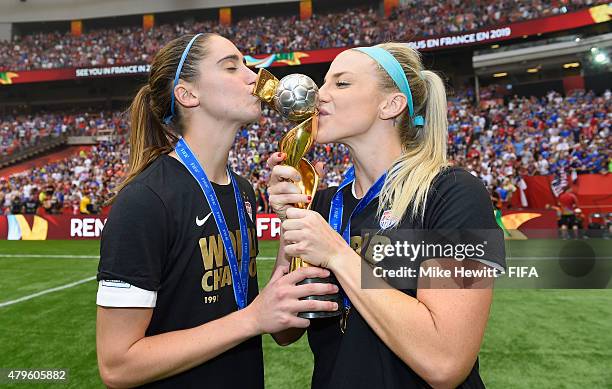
[96,182,170,307]
[96,279,157,308]
[425,168,506,271]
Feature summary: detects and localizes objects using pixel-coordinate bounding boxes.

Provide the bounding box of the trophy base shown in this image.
[297,276,343,319]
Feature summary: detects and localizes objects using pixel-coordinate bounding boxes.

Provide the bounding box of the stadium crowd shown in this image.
[0,88,609,216]
[449,89,611,208]
[1,0,607,71]
[0,111,129,158]
[0,141,127,216]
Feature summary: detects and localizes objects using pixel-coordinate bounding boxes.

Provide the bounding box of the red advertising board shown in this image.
[0,213,284,241]
[0,68,74,85]
[0,214,109,240]
[0,210,563,241]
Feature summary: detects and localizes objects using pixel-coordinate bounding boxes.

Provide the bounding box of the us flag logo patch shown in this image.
[244,200,253,222]
[379,210,397,230]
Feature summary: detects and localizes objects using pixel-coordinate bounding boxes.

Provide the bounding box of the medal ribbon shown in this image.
[175,138,250,309]
[329,166,386,313]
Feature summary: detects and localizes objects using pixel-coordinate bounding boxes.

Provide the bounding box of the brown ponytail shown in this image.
[109,84,178,202]
[109,33,215,203]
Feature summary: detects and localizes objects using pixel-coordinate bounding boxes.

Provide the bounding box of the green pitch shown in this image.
[0,240,610,388]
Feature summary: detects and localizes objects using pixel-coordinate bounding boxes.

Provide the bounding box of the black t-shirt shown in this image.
[308,167,506,389]
[97,154,263,389]
[23,199,39,214]
[11,198,22,214]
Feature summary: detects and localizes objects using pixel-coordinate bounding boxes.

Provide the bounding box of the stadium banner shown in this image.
[0,68,74,85]
[244,47,345,68]
[75,64,151,78]
[0,211,561,241]
[408,4,610,51]
[0,64,151,85]
[1,4,608,85]
[497,209,559,239]
[0,214,108,240]
[0,213,282,241]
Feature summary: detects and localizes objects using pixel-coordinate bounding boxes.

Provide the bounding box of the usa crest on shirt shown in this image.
[244,199,253,222]
[379,210,398,230]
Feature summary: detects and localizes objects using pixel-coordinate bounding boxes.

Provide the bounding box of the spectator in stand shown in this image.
[23,193,40,214]
[79,191,91,214]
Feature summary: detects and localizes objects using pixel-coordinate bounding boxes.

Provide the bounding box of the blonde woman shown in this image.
[268,44,506,388]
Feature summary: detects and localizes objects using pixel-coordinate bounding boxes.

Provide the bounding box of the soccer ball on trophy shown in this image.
[252,69,319,122]
[274,74,319,122]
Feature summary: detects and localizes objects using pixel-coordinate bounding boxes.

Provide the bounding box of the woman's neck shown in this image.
[346,129,402,198]
[172,124,239,184]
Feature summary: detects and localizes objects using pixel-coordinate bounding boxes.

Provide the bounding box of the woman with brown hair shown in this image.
[95,33,338,388]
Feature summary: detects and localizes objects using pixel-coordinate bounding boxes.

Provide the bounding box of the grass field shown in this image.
[0,240,611,388]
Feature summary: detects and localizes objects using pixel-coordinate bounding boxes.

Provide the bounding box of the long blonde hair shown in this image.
[365,42,449,224]
[109,33,215,203]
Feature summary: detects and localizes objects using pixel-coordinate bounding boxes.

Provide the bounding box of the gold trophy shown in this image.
[253,68,341,318]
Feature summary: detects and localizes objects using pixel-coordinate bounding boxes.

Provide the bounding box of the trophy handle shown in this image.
[289,158,319,272]
[252,68,279,104]
[279,116,319,272]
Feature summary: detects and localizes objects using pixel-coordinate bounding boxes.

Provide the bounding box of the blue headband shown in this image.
[353,46,425,127]
[164,33,204,125]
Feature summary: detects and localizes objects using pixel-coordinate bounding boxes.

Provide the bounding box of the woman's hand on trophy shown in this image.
[246,264,340,334]
[282,208,352,271]
[267,152,310,221]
